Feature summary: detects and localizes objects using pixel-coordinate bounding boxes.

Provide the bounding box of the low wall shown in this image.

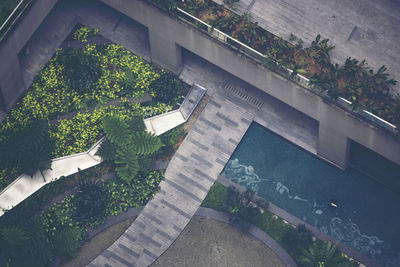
[0,0,58,110]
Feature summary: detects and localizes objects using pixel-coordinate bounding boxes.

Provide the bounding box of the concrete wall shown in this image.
[99,0,400,169]
[0,0,58,110]
[0,0,399,169]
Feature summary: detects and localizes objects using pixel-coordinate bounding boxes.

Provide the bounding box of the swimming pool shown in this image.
[222,123,400,266]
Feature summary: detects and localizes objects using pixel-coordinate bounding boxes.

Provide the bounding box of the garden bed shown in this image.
[201,183,359,267]
[0,23,190,266]
[148,0,400,132]
[0,24,186,191]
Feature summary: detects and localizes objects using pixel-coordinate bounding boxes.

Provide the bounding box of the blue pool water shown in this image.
[222,123,400,266]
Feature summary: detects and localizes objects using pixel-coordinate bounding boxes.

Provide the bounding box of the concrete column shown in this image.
[148,30,182,74]
[317,122,350,169]
[0,53,25,111]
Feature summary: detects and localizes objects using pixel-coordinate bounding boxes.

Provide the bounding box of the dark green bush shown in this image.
[50,226,83,260]
[0,119,54,176]
[61,47,103,94]
[281,224,313,258]
[202,182,228,211]
[72,181,111,227]
[150,72,184,105]
[97,116,163,183]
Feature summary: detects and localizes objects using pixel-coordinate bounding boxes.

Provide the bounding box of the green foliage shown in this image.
[50,226,83,260]
[0,226,28,251]
[69,24,100,43]
[202,182,228,211]
[72,181,111,227]
[98,116,163,183]
[202,183,358,267]
[0,43,159,134]
[61,46,103,94]
[299,241,354,267]
[103,116,132,147]
[115,146,140,183]
[282,224,313,259]
[131,131,163,155]
[0,162,163,265]
[0,119,54,176]
[96,139,117,161]
[150,72,184,105]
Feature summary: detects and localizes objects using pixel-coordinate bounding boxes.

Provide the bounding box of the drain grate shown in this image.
[223,82,263,109]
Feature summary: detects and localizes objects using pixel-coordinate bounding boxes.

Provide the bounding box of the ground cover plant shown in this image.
[201,183,359,267]
[147,0,400,130]
[0,24,184,190]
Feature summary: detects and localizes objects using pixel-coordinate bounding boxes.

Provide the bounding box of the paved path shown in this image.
[230,0,400,94]
[89,93,253,266]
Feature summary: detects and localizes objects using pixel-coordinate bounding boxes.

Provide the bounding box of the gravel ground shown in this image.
[61,218,135,267]
[152,216,285,267]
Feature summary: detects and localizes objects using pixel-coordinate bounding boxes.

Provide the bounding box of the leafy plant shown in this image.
[97,116,163,183]
[61,46,103,94]
[150,72,184,105]
[299,241,348,267]
[282,224,313,259]
[72,181,111,227]
[69,24,100,43]
[50,226,83,259]
[0,119,54,176]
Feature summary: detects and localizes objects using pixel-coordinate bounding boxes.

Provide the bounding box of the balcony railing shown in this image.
[0,0,34,44]
[176,7,397,134]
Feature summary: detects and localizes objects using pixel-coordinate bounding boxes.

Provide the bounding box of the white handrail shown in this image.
[0,0,25,32]
[363,110,397,129]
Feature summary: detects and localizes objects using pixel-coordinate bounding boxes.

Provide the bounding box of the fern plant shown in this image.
[0,119,54,176]
[97,116,163,183]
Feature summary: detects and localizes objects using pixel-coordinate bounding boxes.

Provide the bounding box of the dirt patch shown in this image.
[151,216,285,267]
[61,217,135,267]
[182,94,210,134]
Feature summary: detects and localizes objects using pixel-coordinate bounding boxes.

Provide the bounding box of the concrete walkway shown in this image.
[89,92,253,266]
[229,0,400,94]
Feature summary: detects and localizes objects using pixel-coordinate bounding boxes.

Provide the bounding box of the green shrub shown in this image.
[69,24,100,43]
[61,46,103,94]
[50,226,83,260]
[97,116,163,183]
[72,181,111,227]
[281,224,313,258]
[150,72,184,105]
[0,119,54,176]
[201,182,228,211]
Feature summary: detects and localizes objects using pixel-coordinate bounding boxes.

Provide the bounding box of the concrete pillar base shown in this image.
[317,123,350,170]
[148,30,182,75]
[0,54,25,111]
